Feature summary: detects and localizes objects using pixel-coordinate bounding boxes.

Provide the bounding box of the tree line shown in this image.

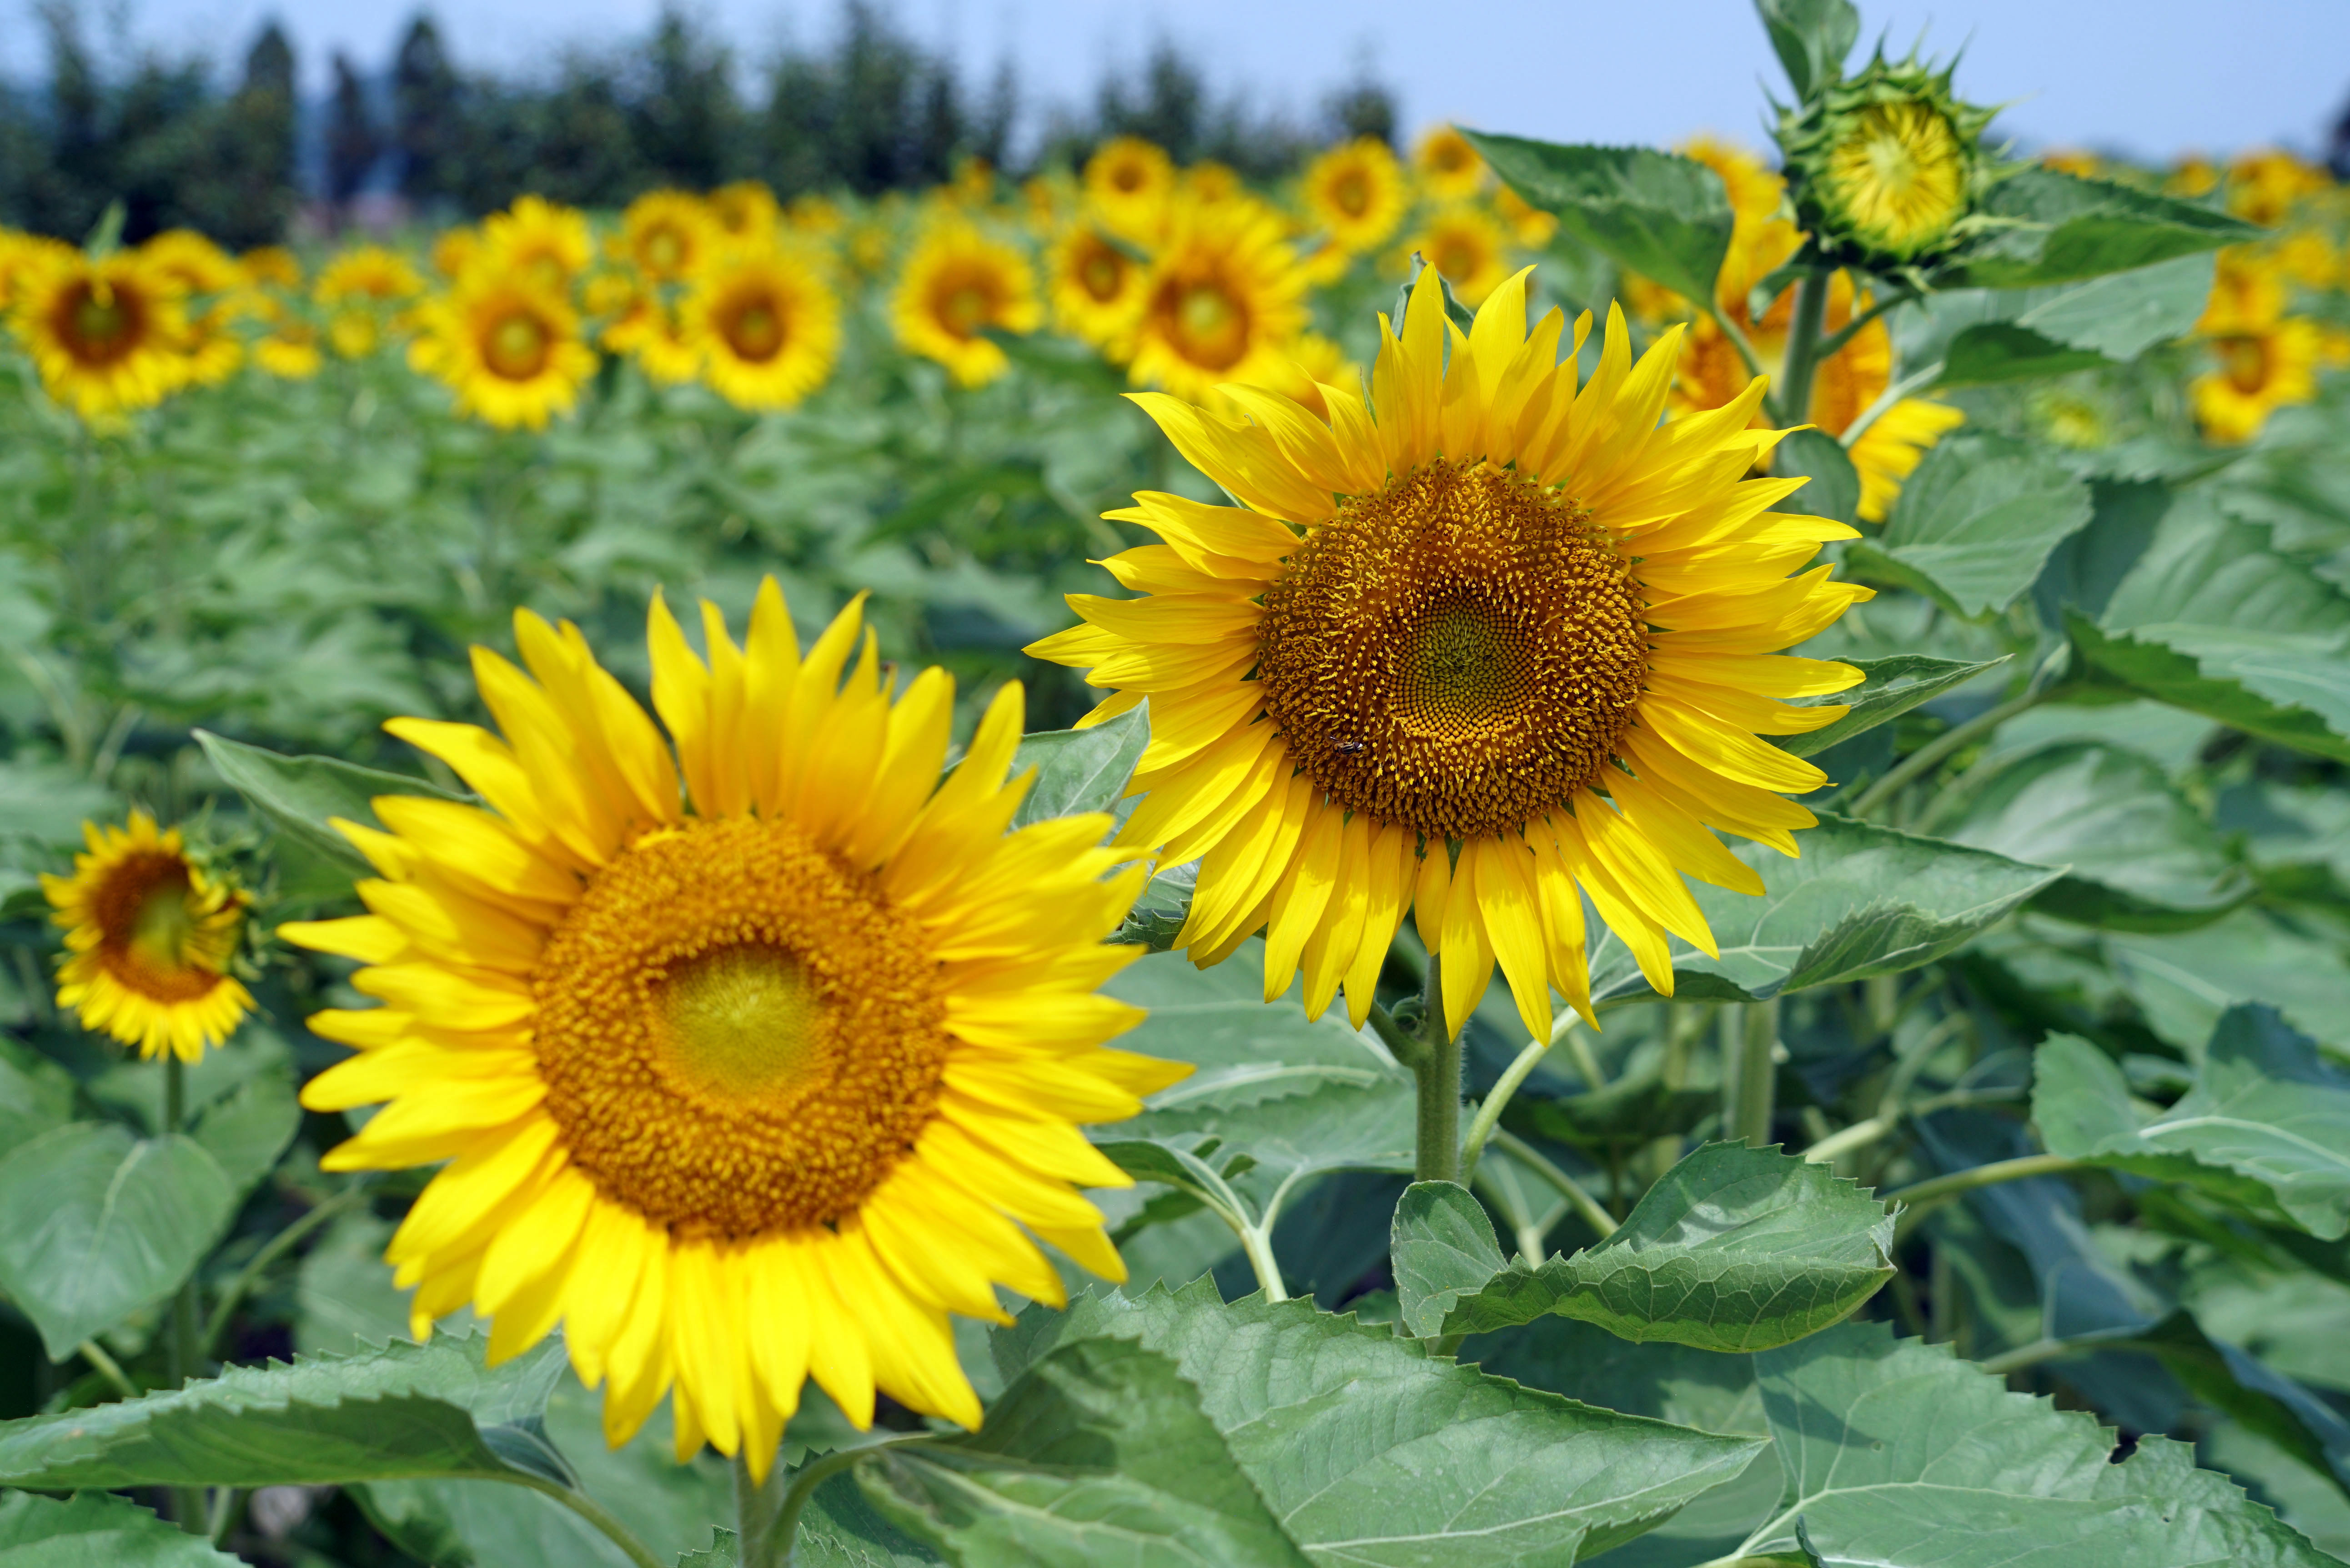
[0,2,1397,248]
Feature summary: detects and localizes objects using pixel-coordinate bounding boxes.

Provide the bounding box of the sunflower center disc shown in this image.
[1161,278,1248,371]
[532,816,951,1240]
[487,312,549,380]
[64,285,136,364]
[1255,458,1651,842]
[728,299,785,361]
[95,853,220,1000]
[1082,251,1122,300]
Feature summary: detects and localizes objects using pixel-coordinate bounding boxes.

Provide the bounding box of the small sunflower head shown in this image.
[1779,53,1999,271]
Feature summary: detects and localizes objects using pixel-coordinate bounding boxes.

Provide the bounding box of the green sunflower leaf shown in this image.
[1947,166,2261,289]
[1756,0,1859,100]
[1772,427,1861,528]
[0,1122,238,1359]
[2070,496,2350,763]
[995,1280,1767,1565]
[0,1490,245,1565]
[1735,1320,2340,1565]
[857,1337,1309,1568]
[1093,945,1415,1229]
[1853,431,2095,617]
[1586,814,2062,1006]
[195,728,467,875]
[0,1037,77,1160]
[1464,132,1736,310]
[1775,652,2009,759]
[1942,742,2250,931]
[1007,704,1148,829]
[0,1330,567,1488]
[1902,252,2217,387]
[2035,1009,2350,1241]
[1397,1144,1895,1347]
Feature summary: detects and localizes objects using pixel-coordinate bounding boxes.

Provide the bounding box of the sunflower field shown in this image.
[4,0,2350,1563]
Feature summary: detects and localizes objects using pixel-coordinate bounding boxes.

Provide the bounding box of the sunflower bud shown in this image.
[1777,54,1998,271]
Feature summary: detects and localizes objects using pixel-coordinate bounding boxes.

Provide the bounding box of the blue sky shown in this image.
[19,0,2349,164]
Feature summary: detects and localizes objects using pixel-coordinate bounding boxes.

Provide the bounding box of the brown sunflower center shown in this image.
[723,293,787,362]
[1335,172,1370,217]
[643,226,687,276]
[1255,458,1650,841]
[93,852,226,1001]
[1157,276,1249,371]
[531,815,949,1241]
[938,275,996,337]
[484,310,550,380]
[2224,335,2272,394]
[58,282,143,366]
[1080,247,1124,301]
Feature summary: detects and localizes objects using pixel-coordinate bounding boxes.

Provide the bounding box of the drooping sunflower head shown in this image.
[43,812,253,1063]
[1407,204,1511,306]
[1030,266,1872,1045]
[1413,125,1486,201]
[1303,137,1409,255]
[408,276,599,430]
[1779,54,1998,270]
[679,244,842,411]
[1125,196,1309,403]
[1048,223,1146,347]
[479,195,595,296]
[10,249,191,421]
[890,221,1043,388]
[316,245,427,307]
[617,190,718,285]
[281,581,1179,1475]
[1084,136,1177,243]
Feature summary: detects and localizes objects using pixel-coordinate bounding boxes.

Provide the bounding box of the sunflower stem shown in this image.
[750,1438,930,1568]
[1730,999,1779,1149]
[1846,689,2047,819]
[201,1182,373,1359]
[1411,955,1461,1184]
[1772,266,1832,428]
[161,1053,207,1534]
[1886,1153,2083,1237]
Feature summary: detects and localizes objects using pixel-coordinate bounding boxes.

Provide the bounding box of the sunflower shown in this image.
[2039,149,2102,179]
[1182,161,1245,208]
[710,181,783,241]
[0,230,75,311]
[408,277,598,430]
[1780,58,1995,271]
[1302,137,1408,255]
[2197,247,2288,337]
[2166,156,2220,199]
[2193,320,2320,444]
[1030,267,1869,1042]
[1125,197,1309,403]
[135,230,247,385]
[316,245,426,307]
[2227,150,2329,229]
[1494,186,1558,250]
[253,313,324,380]
[1414,125,1486,201]
[1085,136,1176,243]
[786,195,848,238]
[240,246,302,290]
[889,222,1042,388]
[616,191,718,285]
[593,276,704,387]
[281,584,1179,1473]
[479,196,594,295]
[1047,224,1146,347]
[1407,204,1511,306]
[432,226,481,279]
[43,813,253,1063]
[680,246,842,411]
[10,249,191,420]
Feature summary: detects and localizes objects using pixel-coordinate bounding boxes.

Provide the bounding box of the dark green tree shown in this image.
[629,9,741,190]
[393,15,464,208]
[326,51,383,206]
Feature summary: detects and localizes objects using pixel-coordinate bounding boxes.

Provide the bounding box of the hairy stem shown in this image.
[1731,1000,1780,1148]
[1238,1221,1290,1304]
[1412,955,1461,1184]
[163,1055,206,1533]
[1771,267,1832,427]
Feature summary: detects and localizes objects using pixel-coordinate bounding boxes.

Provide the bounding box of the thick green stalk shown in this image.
[1411,955,1460,1184]
[1887,1153,2081,1231]
[1731,999,1780,1148]
[1771,268,1831,427]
